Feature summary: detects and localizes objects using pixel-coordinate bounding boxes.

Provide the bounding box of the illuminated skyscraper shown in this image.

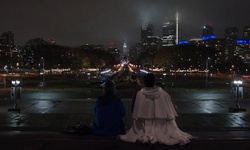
[162,21,176,47]
[162,12,179,47]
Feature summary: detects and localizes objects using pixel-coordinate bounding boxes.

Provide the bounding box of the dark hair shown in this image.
[143,73,155,87]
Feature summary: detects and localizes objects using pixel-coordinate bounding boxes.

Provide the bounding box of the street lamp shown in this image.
[11,80,20,99]
[8,79,21,113]
[12,80,20,87]
[87,72,91,80]
[233,80,243,108]
[163,73,167,78]
[229,79,246,112]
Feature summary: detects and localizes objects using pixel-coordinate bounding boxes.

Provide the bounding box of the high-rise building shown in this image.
[141,24,154,44]
[162,21,176,47]
[0,31,14,46]
[225,27,238,62]
[235,39,250,64]
[142,36,161,55]
[243,26,250,38]
[0,31,16,69]
[141,23,160,53]
[202,38,225,66]
[202,25,213,37]
[236,28,250,68]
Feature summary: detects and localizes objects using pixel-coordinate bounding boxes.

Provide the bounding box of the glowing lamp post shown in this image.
[163,73,167,78]
[11,80,20,100]
[12,80,20,88]
[229,79,246,112]
[87,73,91,80]
[233,80,243,108]
[9,80,21,113]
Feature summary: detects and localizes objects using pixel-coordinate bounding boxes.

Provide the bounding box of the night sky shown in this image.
[1,0,250,49]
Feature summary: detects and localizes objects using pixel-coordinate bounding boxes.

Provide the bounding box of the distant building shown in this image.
[142,36,161,55]
[141,23,162,54]
[243,26,250,38]
[225,27,238,62]
[123,42,129,56]
[235,39,250,64]
[107,42,120,55]
[107,42,120,62]
[0,31,17,69]
[189,38,202,46]
[162,21,177,47]
[129,43,141,62]
[81,44,105,50]
[21,45,35,70]
[141,23,155,53]
[239,26,250,63]
[202,25,213,37]
[0,31,14,46]
[202,38,225,65]
[118,42,129,61]
[141,23,154,44]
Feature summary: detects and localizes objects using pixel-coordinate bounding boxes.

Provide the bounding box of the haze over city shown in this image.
[1,0,250,49]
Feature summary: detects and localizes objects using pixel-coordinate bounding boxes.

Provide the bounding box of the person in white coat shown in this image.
[119,73,193,145]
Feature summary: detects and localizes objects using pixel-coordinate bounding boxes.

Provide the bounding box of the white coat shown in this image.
[119,86,193,145]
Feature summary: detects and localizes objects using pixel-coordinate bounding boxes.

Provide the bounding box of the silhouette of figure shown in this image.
[92,80,126,136]
[119,73,192,145]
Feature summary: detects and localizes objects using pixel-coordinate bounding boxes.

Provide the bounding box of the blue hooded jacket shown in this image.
[92,95,126,136]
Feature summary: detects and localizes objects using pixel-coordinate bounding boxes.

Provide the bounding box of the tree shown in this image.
[153,45,215,71]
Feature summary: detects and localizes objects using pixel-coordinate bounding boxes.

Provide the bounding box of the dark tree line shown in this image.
[21,38,116,70]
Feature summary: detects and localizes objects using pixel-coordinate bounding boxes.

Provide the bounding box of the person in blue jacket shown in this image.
[92,80,126,136]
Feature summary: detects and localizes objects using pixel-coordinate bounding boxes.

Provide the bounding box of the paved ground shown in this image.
[1,89,250,149]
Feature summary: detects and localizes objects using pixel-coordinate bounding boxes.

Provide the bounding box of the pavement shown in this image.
[1,89,250,150]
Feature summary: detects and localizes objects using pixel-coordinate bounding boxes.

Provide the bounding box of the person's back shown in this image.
[132,86,177,120]
[92,80,126,136]
[119,73,192,145]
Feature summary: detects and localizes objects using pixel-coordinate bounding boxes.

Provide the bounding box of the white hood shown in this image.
[140,86,162,101]
[132,86,177,119]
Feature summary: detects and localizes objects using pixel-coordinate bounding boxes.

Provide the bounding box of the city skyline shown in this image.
[1,0,250,49]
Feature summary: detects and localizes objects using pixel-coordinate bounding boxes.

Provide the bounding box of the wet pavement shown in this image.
[1,89,250,149]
